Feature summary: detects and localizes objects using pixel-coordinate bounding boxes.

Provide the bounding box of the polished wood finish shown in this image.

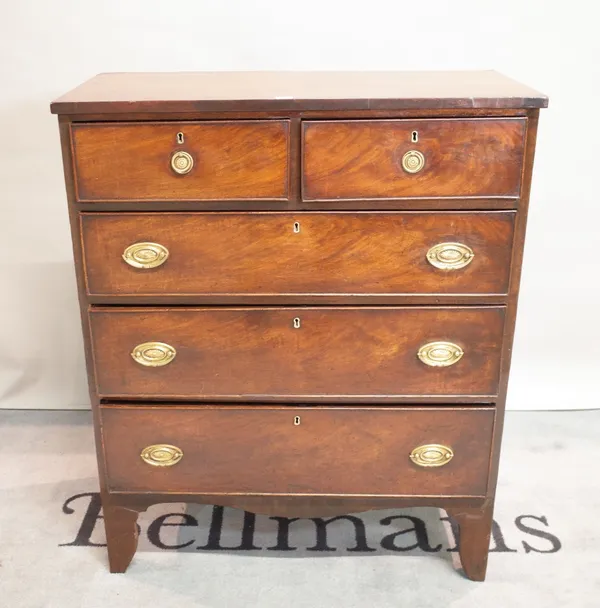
[100,405,494,496]
[102,497,141,574]
[80,211,515,299]
[51,71,548,115]
[62,108,531,124]
[52,72,546,579]
[447,501,495,581]
[111,493,486,518]
[303,119,526,200]
[89,307,505,400]
[71,121,290,202]
[74,198,521,213]
[488,110,541,498]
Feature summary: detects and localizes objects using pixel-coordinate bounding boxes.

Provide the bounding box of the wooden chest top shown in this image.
[51,70,548,114]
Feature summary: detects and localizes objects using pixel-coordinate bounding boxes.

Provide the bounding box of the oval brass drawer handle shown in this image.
[426,242,474,270]
[410,444,454,467]
[170,150,194,175]
[401,150,425,173]
[131,342,177,367]
[417,341,463,367]
[122,242,169,269]
[141,444,183,467]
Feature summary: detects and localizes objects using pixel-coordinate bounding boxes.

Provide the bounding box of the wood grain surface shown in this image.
[71,121,290,202]
[89,306,505,400]
[303,118,526,200]
[447,501,495,581]
[51,69,547,578]
[80,211,515,299]
[50,71,548,115]
[100,405,495,496]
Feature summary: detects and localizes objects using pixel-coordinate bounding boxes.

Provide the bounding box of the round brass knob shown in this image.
[170,150,194,175]
[131,342,177,367]
[410,444,454,467]
[426,243,474,271]
[122,242,169,269]
[141,444,183,467]
[401,150,425,174]
[417,341,464,367]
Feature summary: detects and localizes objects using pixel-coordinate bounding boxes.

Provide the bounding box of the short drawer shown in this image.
[89,306,505,400]
[81,211,515,300]
[302,118,526,201]
[71,121,290,202]
[100,405,495,496]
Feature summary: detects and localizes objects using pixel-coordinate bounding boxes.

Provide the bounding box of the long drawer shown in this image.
[80,211,515,300]
[71,121,290,202]
[302,118,526,200]
[89,306,505,401]
[101,405,495,496]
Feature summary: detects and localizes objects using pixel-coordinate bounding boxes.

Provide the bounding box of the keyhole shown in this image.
[177,132,184,144]
[293,317,301,329]
[411,131,419,143]
[294,416,301,426]
[293,221,300,233]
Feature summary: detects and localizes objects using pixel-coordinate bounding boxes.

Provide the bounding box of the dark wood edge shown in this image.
[74,194,519,205]
[107,491,488,499]
[298,195,520,204]
[50,97,548,116]
[485,109,541,498]
[70,118,294,127]
[58,109,532,122]
[301,116,528,125]
[86,295,509,306]
[80,209,517,217]
[99,404,496,411]
[57,117,105,494]
[102,399,497,407]
[78,214,90,296]
[73,199,519,212]
[97,395,498,404]
[283,119,292,201]
[89,303,506,312]
[78,196,293,204]
[101,492,488,519]
[64,109,532,122]
[288,118,301,202]
[69,126,83,203]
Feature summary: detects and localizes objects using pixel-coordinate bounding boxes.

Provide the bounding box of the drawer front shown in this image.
[89,307,505,400]
[101,405,494,496]
[81,211,515,298]
[71,121,290,202]
[302,118,526,200]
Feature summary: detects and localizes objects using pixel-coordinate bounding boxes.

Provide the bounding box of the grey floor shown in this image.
[0,409,598,608]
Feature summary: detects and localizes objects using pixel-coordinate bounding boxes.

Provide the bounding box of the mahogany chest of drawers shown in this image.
[51,71,547,580]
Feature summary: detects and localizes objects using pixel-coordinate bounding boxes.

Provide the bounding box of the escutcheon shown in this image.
[417,341,464,367]
[131,342,177,367]
[122,242,169,269]
[141,444,183,467]
[426,242,474,270]
[410,444,454,467]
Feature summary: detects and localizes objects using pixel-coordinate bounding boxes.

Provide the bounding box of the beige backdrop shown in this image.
[1,0,598,410]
